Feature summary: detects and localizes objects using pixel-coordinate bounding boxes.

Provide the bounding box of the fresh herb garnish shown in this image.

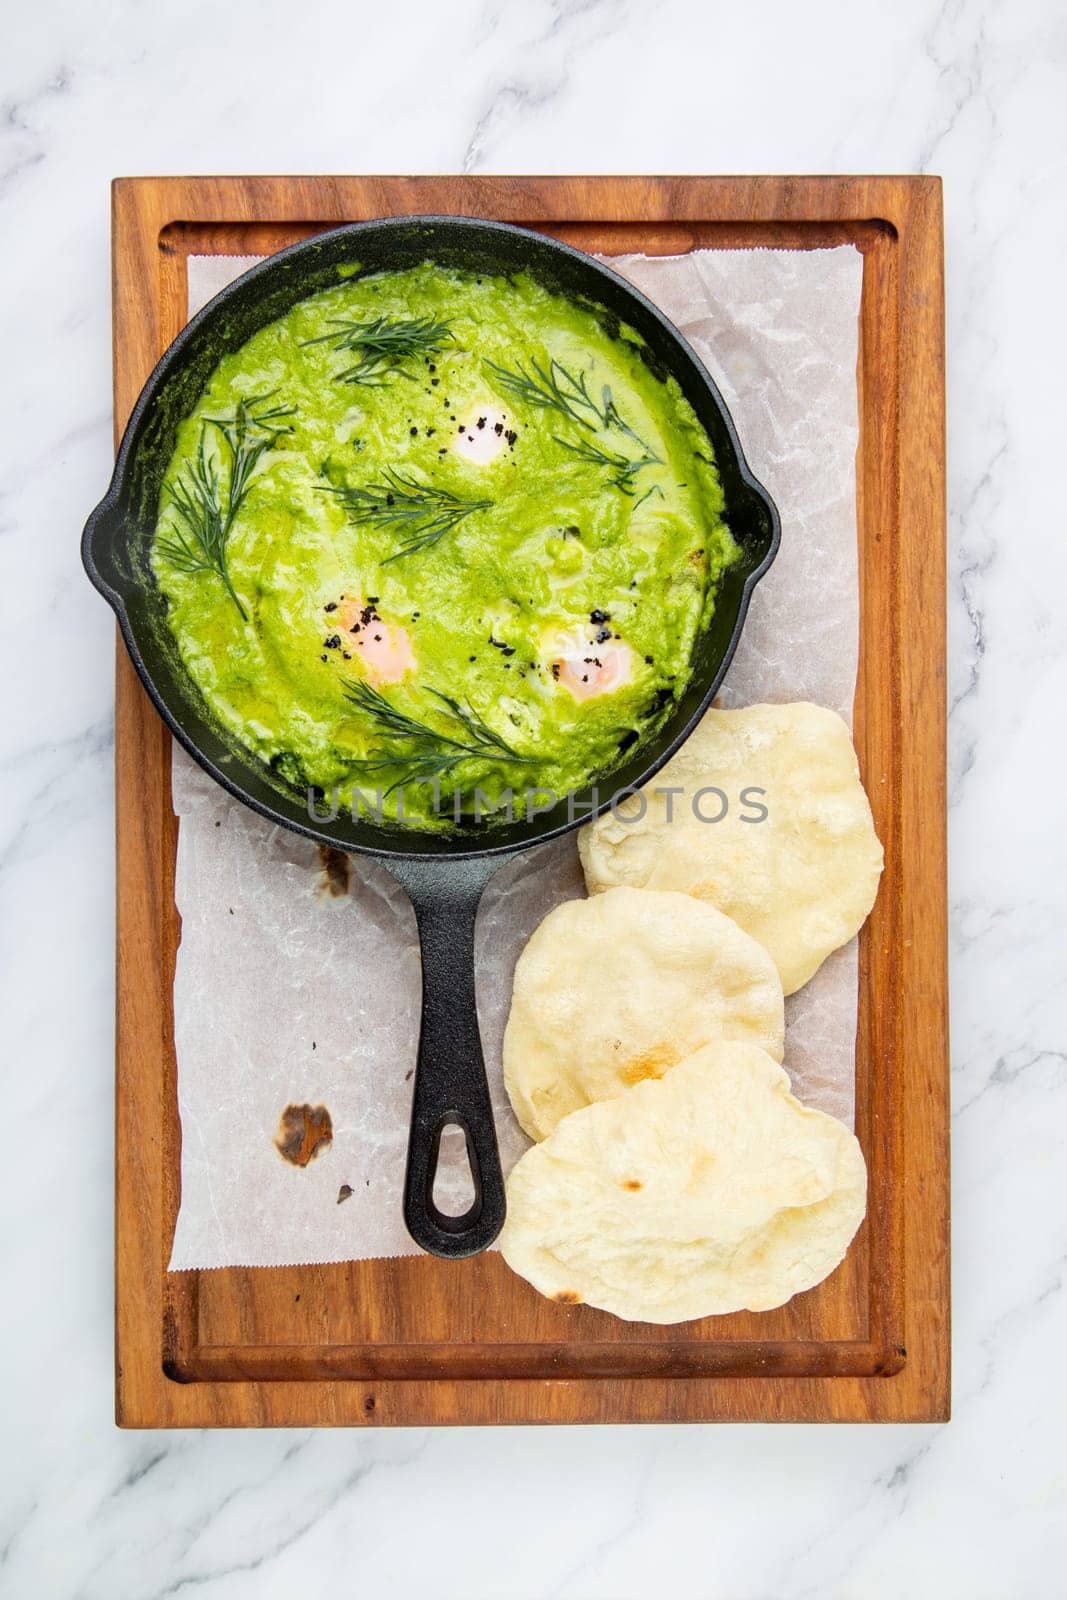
[326,468,492,560]
[484,356,658,492]
[156,393,294,619]
[342,679,531,790]
[483,356,602,430]
[302,315,453,386]
[632,482,665,512]
[598,387,649,449]
[553,435,662,496]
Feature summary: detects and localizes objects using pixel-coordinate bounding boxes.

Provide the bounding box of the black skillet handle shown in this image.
[381,853,507,1258]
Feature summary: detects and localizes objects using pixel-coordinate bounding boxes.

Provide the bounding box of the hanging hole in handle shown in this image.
[428,1116,483,1232]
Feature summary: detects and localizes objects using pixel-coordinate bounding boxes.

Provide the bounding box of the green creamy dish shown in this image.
[152,262,737,828]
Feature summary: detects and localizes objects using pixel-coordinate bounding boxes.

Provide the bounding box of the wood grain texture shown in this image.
[111,176,948,1427]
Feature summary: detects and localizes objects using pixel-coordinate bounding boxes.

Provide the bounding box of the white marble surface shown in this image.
[1,0,1064,1593]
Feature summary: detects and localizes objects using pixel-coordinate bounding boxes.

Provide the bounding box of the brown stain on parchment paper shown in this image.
[317,845,351,898]
[274,1104,333,1166]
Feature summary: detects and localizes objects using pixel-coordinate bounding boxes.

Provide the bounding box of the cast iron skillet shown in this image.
[82,216,780,1259]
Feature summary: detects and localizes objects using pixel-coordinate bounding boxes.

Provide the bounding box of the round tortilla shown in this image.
[499,1040,868,1323]
[503,886,785,1141]
[579,702,884,994]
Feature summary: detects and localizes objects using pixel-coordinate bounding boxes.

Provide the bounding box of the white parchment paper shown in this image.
[168,246,863,1270]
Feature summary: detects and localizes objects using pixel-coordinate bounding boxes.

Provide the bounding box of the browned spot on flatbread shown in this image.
[621,1177,643,1191]
[619,1047,680,1086]
[553,1290,582,1304]
[317,845,351,897]
[274,1103,333,1166]
[685,1151,717,1194]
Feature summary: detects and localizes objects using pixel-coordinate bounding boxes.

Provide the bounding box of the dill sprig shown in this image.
[554,435,662,496]
[483,356,601,430]
[156,436,240,608]
[484,355,660,492]
[484,356,649,441]
[326,468,492,561]
[342,680,531,791]
[302,314,453,386]
[156,393,294,619]
[598,387,649,450]
[631,482,665,512]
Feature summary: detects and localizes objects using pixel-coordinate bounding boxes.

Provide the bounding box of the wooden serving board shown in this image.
[112,176,948,1427]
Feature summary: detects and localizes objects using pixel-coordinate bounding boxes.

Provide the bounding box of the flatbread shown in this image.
[503,886,785,1140]
[499,1040,868,1323]
[579,702,883,993]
